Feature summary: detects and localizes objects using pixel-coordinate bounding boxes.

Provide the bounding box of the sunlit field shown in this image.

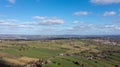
[0,39,120,67]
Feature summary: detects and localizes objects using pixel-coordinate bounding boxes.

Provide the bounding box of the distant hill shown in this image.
[0,34,120,40]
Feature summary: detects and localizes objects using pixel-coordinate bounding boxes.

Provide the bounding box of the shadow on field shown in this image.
[0,62,10,67]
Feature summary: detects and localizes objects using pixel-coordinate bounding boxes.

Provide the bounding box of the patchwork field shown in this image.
[0,39,120,67]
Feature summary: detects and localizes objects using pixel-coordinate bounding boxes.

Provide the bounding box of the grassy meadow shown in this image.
[0,39,120,67]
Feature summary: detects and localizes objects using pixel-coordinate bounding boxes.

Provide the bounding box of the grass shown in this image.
[0,39,120,67]
[44,55,120,67]
[3,46,65,59]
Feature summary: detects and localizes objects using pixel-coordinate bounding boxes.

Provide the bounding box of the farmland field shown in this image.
[0,39,120,67]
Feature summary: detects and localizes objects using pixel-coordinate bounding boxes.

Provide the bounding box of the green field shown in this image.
[0,39,120,67]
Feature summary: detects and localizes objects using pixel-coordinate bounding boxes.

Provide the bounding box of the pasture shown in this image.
[0,39,120,67]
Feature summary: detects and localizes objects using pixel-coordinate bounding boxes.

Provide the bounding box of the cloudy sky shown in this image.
[0,0,120,35]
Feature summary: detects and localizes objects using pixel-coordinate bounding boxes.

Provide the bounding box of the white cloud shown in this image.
[104,24,115,28]
[66,22,95,31]
[0,19,32,28]
[41,18,64,25]
[22,22,37,25]
[72,21,84,24]
[0,20,5,23]
[32,16,64,25]
[66,21,120,32]
[103,11,116,16]
[7,19,18,22]
[33,16,46,20]
[91,0,120,4]
[115,26,120,30]
[99,24,120,31]
[74,11,89,16]
[8,0,16,4]
[41,28,58,31]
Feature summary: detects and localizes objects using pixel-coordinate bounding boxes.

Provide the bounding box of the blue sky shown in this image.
[0,0,120,35]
